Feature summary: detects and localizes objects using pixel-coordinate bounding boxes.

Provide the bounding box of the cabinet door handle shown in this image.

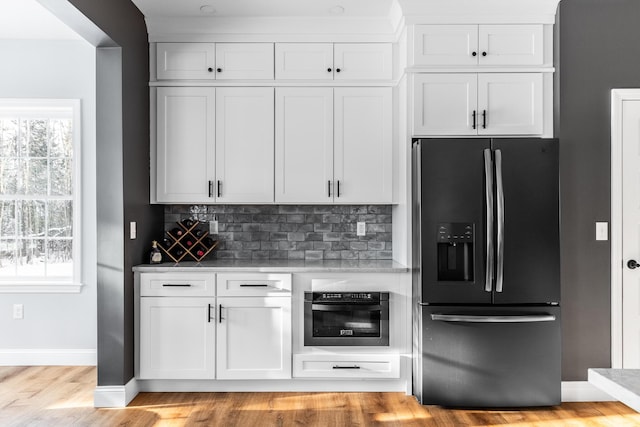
[472,110,477,130]
[207,67,213,72]
[208,180,213,198]
[217,68,222,72]
[327,68,332,72]
[337,180,341,198]
[217,180,222,198]
[336,68,341,73]
[219,304,224,323]
[208,303,213,322]
[332,365,361,369]
[328,180,331,197]
[240,284,270,287]
[162,283,191,287]
[472,51,477,57]
[482,52,487,57]
[482,110,487,129]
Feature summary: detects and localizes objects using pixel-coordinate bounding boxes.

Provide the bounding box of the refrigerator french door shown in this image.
[412,138,561,407]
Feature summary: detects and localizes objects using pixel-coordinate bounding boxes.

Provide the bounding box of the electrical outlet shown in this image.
[357,222,366,236]
[13,304,23,320]
[209,220,218,234]
[130,221,137,239]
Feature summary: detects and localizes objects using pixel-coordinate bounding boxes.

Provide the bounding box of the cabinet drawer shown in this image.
[216,273,292,296]
[293,354,400,379]
[140,273,215,297]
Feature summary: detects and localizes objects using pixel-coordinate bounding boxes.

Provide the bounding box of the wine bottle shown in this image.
[182,219,195,228]
[194,229,205,238]
[150,241,162,264]
[194,245,206,258]
[170,227,183,237]
[161,238,172,249]
[171,247,185,259]
[203,237,215,248]
[184,238,194,247]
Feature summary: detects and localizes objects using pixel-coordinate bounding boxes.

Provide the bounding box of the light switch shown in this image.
[596,222,608,241]
[130,221,137,239]
[357,222,366,236]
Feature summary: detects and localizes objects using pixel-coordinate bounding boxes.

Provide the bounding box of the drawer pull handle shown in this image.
[332,365,361,370]
[162,284,192,287]
[208,303,213,323]
[240,284,270,287]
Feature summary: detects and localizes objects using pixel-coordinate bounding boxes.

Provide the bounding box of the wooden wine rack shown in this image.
[159,220,219,263]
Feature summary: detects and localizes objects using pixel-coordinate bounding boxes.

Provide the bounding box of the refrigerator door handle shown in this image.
[430,314,556,323]
[483,148,494,292]
[495,149,505,293]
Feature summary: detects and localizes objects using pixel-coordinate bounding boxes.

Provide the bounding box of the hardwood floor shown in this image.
[1,366,639,427]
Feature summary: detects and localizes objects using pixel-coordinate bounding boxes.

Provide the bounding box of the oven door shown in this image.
[304,299,389,346]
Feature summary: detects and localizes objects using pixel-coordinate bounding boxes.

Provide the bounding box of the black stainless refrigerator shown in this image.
[411,138,560,407]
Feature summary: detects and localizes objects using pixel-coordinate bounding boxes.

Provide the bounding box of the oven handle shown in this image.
[311,304,382,312]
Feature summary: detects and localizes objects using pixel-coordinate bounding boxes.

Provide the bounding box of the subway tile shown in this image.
[305,250,324,260]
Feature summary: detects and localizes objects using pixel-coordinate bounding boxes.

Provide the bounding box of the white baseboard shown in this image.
[562,381,616,402]
[94,377,139,408]
[0,348,96,366]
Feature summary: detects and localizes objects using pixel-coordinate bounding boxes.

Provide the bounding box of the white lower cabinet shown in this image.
[139,297,216,379]
[217,296,292,379]
[293,354,400,379]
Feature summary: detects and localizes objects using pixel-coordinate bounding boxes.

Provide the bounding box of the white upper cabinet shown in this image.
[413,73,543,136]
[275,87,334,203]
[156,43,274,80]
[334,87,393,204]
[215,87,274,203]
[215,43,274,80]
[275,43,334,80]
[413,24,544,67]
[156,87,216,203]
[333,43,393,80]
[275,43,392,80]
[157,43,216,80]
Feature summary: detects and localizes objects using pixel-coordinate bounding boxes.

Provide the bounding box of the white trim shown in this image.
[610,89,640,369]
[561,380,616,402]
[0,281,84,293]
[0,348,96,366]
[94,377,140,408]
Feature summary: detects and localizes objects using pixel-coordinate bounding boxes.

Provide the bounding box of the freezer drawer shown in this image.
[419,305,560,407]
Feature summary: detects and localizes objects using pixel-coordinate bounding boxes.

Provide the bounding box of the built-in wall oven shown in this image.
[304,292,389,346]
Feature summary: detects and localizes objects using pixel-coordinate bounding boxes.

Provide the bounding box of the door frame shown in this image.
[610,89,640,368]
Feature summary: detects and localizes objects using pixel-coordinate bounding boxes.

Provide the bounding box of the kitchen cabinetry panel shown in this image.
[217,273,292,296]
[293,354,400,378]
[156,87,215,203]
[215,87,275,203]
[478,25,544,66]
[217,297,292,379]
[140,272,215,297]
[413,25,478,66]
[157,43,216,80]
[215,43,274,80]
[139,297,216,379]
[275,43,334,80]
[334,87,393,203]
[333,43,393,80]
[275,87,334,203]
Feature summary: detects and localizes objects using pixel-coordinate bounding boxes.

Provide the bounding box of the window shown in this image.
[0,99,81,292]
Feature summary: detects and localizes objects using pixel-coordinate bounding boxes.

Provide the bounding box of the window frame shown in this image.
[0,98,82,293]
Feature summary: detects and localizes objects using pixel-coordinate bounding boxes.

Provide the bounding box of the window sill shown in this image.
[0,281,85,294]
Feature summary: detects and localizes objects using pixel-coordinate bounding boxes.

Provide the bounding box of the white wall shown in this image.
[0,40,97,365]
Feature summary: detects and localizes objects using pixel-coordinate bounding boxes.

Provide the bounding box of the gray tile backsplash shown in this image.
[164,205,392,260]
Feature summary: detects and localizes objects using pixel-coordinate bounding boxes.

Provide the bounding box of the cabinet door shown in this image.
[275,88,333,203]
[139,297,216,379]
[217,297,292,380]
[413,25,478,66]
[413,74,478,136]
[478,25,544,66]
[156,43,216,80]
[157,87,216,203]
[333,44,392,80]
[275,43,334,80]
[215,87,274,203]
[215,43,274,80]
[334,88,392,204]
[478,73,543,135]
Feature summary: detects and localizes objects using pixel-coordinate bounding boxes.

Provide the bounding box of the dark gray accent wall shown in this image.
[66,0,163,386]
[559,0,640,380]
[165,205,392,260]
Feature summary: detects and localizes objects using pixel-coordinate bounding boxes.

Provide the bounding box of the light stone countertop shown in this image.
[588,368,640,412]
[133,259,409,273]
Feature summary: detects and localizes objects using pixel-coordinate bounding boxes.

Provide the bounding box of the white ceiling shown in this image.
[0,0,82,40]
[130,0,395,18]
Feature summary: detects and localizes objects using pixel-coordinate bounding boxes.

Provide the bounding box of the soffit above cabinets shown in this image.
[131,0,561,42]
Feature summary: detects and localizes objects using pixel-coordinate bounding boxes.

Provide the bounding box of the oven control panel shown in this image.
[307,292,388,303]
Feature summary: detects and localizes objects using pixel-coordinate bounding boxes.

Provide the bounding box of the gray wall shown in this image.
[559,0,640,380]
[0,40,96,353]
[66,0,163,386]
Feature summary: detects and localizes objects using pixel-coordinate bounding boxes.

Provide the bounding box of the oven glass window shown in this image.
[313,308,381,337]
